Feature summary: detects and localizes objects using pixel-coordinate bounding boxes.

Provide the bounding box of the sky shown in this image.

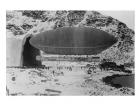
[99,11,135,30]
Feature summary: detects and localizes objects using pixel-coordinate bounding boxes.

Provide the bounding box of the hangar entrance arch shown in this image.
[22,36,42,67]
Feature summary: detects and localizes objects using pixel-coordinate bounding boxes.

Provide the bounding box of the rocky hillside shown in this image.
[6,10,135,65]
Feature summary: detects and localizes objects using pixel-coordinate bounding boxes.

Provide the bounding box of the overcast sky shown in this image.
[99,11,134,30]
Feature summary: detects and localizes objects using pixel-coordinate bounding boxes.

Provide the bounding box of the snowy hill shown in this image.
[6,10,134,65]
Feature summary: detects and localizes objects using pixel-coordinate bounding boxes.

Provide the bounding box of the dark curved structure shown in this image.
[30,27,117,55]
[22,37,42,67]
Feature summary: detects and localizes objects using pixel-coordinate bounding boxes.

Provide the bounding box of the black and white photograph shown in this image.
[6,10,135,96]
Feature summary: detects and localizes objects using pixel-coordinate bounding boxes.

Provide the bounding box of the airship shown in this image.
[30,27,117,55]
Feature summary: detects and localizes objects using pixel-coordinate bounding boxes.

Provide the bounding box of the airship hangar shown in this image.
[7,27,117,68]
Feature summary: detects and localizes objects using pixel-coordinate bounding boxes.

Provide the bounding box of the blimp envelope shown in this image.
[30,27,117,55]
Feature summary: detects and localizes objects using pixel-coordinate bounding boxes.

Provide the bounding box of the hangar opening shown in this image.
[22,36,42,68]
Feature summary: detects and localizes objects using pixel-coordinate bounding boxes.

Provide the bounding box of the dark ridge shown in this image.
[22,10,47,21]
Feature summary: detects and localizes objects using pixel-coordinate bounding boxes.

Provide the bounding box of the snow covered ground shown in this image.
[6,62,134,96]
